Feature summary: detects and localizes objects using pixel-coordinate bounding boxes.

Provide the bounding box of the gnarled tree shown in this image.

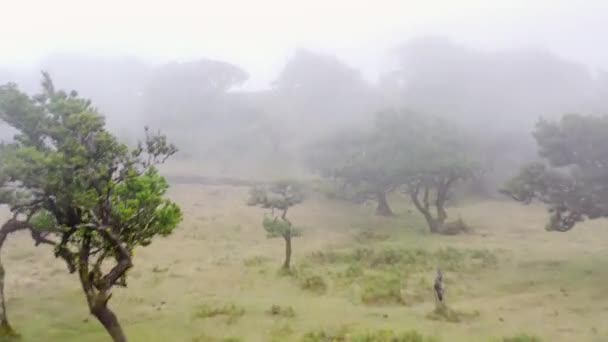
[247,181,303,270]
[502,114,608,232]
[306,126,402,216]
[378,109,478,234]
[0,73,182,342]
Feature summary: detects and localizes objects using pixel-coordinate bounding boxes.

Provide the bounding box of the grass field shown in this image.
[1,181,607,341]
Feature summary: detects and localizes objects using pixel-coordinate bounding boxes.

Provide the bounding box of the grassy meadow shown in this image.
[1,173,607,341]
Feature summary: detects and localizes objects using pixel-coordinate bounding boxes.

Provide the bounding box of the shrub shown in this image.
[269,323,294,341]
[499,334,542,342]
[244,255,270,267]
[301,328,439,342]
[360,273,404,305]
[425,304,479,323]
[194,303,245,324]
[352,329,439,342]
[300,275,328,294]
[267,304,296,318]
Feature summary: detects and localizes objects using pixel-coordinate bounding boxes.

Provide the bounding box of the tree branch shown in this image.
[97,228,132,290]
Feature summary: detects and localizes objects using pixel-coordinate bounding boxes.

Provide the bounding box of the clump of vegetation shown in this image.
[300,325,352,342]
[299,275,328,294]
[243,255,271,267]
[309,246,497,273]
[426,304,479,323]
[301,328,439,342]
[267,304,296,318]
[354,229,390,243]
[194,303,245,324]
[304,245,498,306]
[192,334,244,342]
[269,323,295,341]
[352,329,440,342]
[360,273,404,305]
[495,334,542,342]
[0,324,20,341]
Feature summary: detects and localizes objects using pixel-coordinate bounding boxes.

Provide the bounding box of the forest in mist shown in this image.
[2,22,608,340]
[2,35,608,192]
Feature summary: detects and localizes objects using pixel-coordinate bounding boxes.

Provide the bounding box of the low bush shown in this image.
[498,334,542,342]
[300,275,328,294]
[194,303,245,324]
[300,328,438,342]
[267,304,296,318]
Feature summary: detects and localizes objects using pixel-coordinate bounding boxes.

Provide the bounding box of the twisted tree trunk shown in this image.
[283,235,292,270]
[375,191,393,216]
[0,219,32,335]
[91,298,127,342]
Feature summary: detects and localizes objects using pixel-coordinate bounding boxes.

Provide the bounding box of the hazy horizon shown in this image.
[2,0,608,90]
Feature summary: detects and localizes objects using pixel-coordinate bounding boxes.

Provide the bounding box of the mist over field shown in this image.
[1,1,608,341]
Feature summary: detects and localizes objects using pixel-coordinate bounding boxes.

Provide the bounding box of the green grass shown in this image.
[0,183,607,341]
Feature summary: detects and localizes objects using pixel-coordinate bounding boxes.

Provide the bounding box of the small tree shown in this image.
[248,181,303,270]
[0,73,182,342]
[502,114,608,231]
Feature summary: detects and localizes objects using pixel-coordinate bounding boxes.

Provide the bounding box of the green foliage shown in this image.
[0,73,182,277]
[503,114,608,231]
[263,215,301,239]
[426,303,479,323]
[29,210,57,232]
[360,272,404,305]
[0,73,183,339]
[352,329,439,342]
[309,246,497,273]
[267,304,296,318]
[307,108,478,225]
[300,328,439,342]
[299,274,328,294]
[192,334,244,342]
[0,324,20,341]
[306,246,498,306]
[243,255,270,267]
[495,334,542,342]
[194,303,245,324]
[247,181,304,210]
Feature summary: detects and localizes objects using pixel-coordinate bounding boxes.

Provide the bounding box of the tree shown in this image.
[502,114,608,232]
[0,72,182,342]
[306,126,401,216]
[270,49,379,146]
[247,181,303,270]
[307,109,477,226]
[375,109,477,234]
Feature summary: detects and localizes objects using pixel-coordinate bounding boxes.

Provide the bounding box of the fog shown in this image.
[2,0,608,184]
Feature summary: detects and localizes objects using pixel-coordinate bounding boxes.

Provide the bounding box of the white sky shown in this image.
[1,0,607,89]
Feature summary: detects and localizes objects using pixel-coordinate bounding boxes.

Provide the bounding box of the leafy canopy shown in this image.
[502,114,608,231]
[307,109,477,199]
[0,72,182,298]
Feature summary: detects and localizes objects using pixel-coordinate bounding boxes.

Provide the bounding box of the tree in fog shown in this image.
[142,58,249,156]
[502,114,608,232]
[308,109,477,226]
[247,181,303,270]
[271,49,378,144]
[377,109,477,234]
[306,126,400,216]
[0,73,182,342]
[380,36,595,196]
